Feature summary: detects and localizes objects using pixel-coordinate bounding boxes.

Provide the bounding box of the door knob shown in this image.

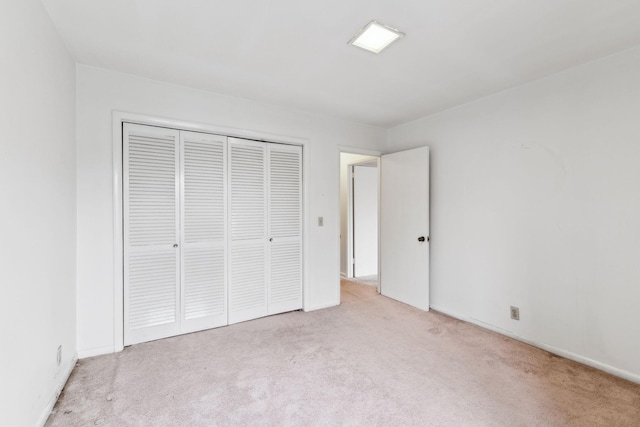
[418,236,426,242]
[269,238,273,242]
[173,243,179,248]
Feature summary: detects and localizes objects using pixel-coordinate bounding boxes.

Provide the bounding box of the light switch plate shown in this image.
[318,217,324,226]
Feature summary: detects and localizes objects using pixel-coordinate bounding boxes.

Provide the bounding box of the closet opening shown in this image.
[112,113,306,349]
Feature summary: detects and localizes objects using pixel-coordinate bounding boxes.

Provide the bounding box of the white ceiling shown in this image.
[41,0,640,127]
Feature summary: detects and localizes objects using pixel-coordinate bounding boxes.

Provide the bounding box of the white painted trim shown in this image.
[37,353,78,427]
[78,345,117,359]
[112,111,309,352]
[346,165,354,278]
[112,113,124,353]
[430,304,640,385]
[116,111,307,145]
[302,137,310,313]
[375,156,381,295]
[337,145,381,157]
[305,301,339,312]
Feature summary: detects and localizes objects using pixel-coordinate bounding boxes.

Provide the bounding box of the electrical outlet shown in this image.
[57,345,62,366]
[510,306,520,321]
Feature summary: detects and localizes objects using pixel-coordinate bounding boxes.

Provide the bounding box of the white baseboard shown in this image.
[77,345,116,359]
[305,301,339,312]
[430,304,640,385]
[37,353,78,427]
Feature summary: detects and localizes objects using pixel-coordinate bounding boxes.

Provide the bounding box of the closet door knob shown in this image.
[269,238,273,242]
[173,244,179,248]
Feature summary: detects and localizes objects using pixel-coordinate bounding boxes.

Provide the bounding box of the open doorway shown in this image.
[340,152,379,290]
[339,147,430,309]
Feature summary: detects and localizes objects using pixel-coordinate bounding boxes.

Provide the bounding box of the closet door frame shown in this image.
[112,112,308,353]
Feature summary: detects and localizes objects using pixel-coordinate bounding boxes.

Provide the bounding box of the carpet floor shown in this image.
[47,279,640,426]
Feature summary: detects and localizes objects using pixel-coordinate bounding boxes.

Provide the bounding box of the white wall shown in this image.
[76,65,386,356]
[388,47,640,381]
[339,153,378,276]
[0,1,77,426]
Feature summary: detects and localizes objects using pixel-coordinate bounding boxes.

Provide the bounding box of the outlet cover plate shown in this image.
[510,306,520,320]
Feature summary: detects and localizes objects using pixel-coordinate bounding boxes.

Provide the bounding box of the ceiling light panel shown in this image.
[349,21,404,54]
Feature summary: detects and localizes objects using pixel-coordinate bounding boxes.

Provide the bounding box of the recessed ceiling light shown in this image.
[349,21,404,54]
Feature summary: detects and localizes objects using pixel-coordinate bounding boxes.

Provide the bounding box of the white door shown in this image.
[124,127,302,341]
[228,138,268,324]
[352,164,378,278]
[180,131,228,333]
[124,123,181,345]
[380,146,430,310]
[268,144,303,315]
[228,139,303,323]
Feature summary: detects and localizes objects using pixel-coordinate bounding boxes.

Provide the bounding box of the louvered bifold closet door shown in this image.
[267,144,303,314]
[124,123,181,345]
[180,131,228,333]
[228,138,268,324]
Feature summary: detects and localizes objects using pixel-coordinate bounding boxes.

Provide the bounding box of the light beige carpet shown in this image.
[47,279,640,426]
